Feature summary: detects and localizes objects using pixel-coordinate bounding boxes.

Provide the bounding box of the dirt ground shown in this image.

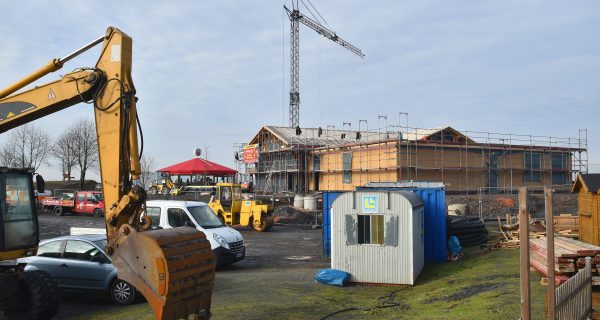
[7,213,549,319]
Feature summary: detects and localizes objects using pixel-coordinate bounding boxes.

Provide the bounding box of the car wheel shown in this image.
[93,208,103,218]
[110,279,136,305]
[53,206,63,216]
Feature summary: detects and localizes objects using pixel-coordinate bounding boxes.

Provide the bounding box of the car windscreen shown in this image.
[187,206,223,229]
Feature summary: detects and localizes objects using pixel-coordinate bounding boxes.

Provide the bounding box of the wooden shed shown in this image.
[572,174,600,245]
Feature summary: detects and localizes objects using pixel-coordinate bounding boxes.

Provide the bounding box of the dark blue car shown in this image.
[18,234,137,305]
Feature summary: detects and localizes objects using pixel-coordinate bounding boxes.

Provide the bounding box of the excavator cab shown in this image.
[0,169,61,319]
[0,168,39,260]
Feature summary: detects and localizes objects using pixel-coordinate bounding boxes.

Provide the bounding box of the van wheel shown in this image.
[53,206,63,216]
[93,209,103,218]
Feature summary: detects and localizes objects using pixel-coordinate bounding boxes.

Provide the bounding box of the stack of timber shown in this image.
[490,230,519,249]
[490,219,545,250]
[529,236,600,286]
[553,214,579,238]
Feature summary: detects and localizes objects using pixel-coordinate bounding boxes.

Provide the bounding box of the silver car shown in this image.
[17,234,137,305]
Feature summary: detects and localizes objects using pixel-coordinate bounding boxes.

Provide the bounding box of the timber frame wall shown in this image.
[241,126,588,194]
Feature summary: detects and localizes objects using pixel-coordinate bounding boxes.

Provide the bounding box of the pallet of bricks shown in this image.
[530,236,600,319]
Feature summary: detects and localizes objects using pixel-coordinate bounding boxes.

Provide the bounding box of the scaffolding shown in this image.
[238,124,588,194]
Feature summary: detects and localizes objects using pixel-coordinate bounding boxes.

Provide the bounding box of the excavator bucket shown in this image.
[110,227,216,320]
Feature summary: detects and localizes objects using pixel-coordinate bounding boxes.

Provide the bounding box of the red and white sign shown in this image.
[242,144,258,164]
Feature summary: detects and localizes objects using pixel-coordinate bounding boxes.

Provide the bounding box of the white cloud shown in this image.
[0,0,598,180]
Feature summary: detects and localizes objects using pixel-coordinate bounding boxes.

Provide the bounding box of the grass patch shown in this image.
[55,247,547,320]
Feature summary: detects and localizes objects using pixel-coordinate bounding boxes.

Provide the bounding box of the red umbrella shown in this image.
[157,158,236,176]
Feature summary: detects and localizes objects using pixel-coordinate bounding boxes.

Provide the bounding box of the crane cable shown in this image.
[305,0,332,29]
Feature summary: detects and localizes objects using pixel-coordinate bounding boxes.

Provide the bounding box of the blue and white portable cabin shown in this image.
[323,181,446,263]
[331,190,424,285]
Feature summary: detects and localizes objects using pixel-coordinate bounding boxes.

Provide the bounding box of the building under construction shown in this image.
[242,125,588,194]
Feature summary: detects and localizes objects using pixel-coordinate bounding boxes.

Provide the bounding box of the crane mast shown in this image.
[284,3,364,128]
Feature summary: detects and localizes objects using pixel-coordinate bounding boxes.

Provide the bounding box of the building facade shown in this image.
[247,126,587,194]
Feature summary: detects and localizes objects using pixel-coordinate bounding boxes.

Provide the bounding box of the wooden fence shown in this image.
[555,256,592,320]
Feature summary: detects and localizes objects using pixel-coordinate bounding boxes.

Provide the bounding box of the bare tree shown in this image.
[69,118,98,190]
[53,130,77,181]
[140,154,156,188]
[0,124,52,172]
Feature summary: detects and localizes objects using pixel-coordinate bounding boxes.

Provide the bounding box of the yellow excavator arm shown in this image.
[0,27,215,319]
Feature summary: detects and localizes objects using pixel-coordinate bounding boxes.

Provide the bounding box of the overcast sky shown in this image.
[0,1,598,180]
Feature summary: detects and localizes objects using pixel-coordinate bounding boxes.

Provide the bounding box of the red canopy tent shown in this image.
[157,158,236,176]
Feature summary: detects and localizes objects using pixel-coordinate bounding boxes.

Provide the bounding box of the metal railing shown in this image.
[555,257,592,320]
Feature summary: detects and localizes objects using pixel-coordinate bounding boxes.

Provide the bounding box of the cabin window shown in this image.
[346,214,398,246]
[524,152,541,182]
[357,215,384,245]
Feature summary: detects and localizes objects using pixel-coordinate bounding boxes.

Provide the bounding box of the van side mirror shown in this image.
[35,175,45,194]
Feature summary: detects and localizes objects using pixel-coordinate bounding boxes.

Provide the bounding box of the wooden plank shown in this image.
[530,238,578,258]
[530,258,571,285]
[530,251,575,273]
[558,237,600,255]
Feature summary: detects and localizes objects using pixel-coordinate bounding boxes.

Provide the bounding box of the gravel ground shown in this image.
[4,212,547,320]
[31,213,329,319]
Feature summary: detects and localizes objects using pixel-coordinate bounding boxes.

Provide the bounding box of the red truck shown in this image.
[42,191,105,217]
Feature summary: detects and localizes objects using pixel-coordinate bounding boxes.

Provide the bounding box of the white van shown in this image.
[145,200,245,267]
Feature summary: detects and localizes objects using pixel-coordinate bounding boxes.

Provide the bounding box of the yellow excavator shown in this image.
[0,27,215,319]
[149,176,179,195]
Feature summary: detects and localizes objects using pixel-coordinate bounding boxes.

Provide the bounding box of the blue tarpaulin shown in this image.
[315,269,350,287]
[448,235,462,256]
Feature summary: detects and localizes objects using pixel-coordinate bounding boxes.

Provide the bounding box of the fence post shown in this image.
[545,187,555,320]
[519,187,530,320]
[586,256,593,317]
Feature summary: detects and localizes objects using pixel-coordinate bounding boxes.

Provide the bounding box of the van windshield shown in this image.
[188,205,223,228]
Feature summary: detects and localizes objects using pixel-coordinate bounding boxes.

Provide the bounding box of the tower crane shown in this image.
[284,1,364,128]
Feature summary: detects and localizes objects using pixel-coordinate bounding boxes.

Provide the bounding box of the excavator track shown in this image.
[111,226,215,320]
